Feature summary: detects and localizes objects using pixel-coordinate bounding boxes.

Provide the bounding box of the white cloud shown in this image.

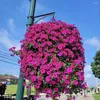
[0,29,13,48]
[0,29,20,50]
[0,18,20,50]
[85,73,92,78]
[84,64,100,86]
[14,41,20,50]
[8,18,16,33]
[85,37,100,50]
[84,64,91,73]
[0,17,20,50]
[84,64,93,79]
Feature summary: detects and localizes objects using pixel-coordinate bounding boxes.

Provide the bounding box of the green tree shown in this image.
[91,50,100,79]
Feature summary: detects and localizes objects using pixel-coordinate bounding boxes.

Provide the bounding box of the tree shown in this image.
[91,50,100,79]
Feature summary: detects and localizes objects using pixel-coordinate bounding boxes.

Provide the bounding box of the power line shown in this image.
[0,52,18,60]
[0,55,18,62]
[0,59,19,66]
[0,51,18,60]
[0,53,19,61]
[0,53,18,60]
[0,50,11,55]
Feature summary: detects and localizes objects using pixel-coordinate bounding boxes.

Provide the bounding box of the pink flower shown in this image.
[18,60,21,64]
[79,76,84,81]
[58,52,63,56]
[37,76,42,81]
[34,95,38,99]
[66,68,72,74]
[51,81,56,85]
[34,85,40,89]
[66,80,70,84]
[81,82,87,90]
[54,88,58,92]
[47,41,52,46]
[26,85,31,89]
[73,80,78,86]
[45,76,50,83]
[73,96,76,100]
[53,73,58,78]
[47,71,51,75]
[75,59,81,65]
[50,36,57,41]
[57,44,65,50]
[75,72,80,76]
[10,54,15,56]
[9,47,16,51]
[10,20,85,99]
[40,68,45,74]
[31,76,36,82]
[47,89,52,93]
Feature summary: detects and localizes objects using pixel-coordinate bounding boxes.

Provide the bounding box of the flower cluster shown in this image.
[10,20,86,100]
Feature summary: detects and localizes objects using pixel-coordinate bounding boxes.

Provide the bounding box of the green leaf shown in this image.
[91,50,100,79]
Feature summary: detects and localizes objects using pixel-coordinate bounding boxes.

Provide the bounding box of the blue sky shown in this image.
[0,0,100,87]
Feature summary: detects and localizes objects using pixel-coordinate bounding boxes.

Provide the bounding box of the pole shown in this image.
[28,0,36,26]
[16,0,36,100]
[95,78,97,93]
[84,89,86,97]
[27,0,36,97]
[16,72,24,100]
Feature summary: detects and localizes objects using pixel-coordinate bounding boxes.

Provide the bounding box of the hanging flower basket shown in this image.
[10,19,86,100]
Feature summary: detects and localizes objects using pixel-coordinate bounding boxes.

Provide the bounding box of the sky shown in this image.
[0,0,100,87]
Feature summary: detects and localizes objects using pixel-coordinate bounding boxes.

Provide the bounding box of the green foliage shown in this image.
[5,85,35,95]
[0,74,18,84]
[0,74,11,76]
[91,50,100,79]
[93,93,100,100]
[10,79,18,84]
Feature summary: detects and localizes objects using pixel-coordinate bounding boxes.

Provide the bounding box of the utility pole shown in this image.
[27,0,36,26]
[16,0,36,100]
[16,0,55,99]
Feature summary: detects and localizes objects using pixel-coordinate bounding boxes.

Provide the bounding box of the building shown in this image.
[0,75,18,84]
[96,84,100,93]
[0,76,8,84]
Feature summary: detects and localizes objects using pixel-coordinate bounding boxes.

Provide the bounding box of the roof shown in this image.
[0,75,18,80]
[4,75,18,80]
[0,76,7,80]
[96,84,100,88]
[0,76,8,83]
[97,84,100,87]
